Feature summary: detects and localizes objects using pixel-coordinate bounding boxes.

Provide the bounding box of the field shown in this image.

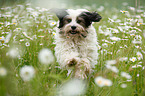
[0,2,145,96]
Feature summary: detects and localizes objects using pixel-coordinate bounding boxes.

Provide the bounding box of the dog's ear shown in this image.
[50,8,68,28]
[50,8,68,20]
[83,12,102,22]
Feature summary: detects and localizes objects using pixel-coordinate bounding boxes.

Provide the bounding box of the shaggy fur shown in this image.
[53,9,102,79]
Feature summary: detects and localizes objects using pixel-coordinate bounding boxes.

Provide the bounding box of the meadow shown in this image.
[0,2,145,96]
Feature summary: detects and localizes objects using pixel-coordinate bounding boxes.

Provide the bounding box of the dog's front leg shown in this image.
[55,44,80,68]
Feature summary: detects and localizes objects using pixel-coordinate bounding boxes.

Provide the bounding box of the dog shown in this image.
[52,9,102,79]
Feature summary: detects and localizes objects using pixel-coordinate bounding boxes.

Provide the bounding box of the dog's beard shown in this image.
[59,25,88,38]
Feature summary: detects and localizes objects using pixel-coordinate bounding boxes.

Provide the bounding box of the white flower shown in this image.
[132,64,142,68]
[0,67,7,76]
[20,66,35,81]
[121,72,132,79]
[110,66,119,73]
[94,76,112,87]
[129,57,137,62]
[48,20,56,27]
[106,60,117,65]
[119,57,128,61]
[120,10,128,13]
[94,76,105,87]
[38,48,55,65]
[103,79,112,87]
[132,35,142,44]
[121,84,127,88]
[59,78,86,96]
[97,6,104,12]
[7,48,19,58]
[136,52,143,60]
[25,42,30,46]
[5,32,12,43]
[109,36,121,41]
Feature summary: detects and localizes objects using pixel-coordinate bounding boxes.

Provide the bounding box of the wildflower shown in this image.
[132,64,142,68]
[103,79,112,86]
[25,42,30,46]
[97,6,104,12]
[120,10,128,13]
[0,67,7,76]
[129,57,137,62]
[109,36,121,41]
[119,57,128,61]
[52,32,56,36]
[7,48,19,58]
[59,78,86,96]
[48,20,56,27]
[120,84,127,88]
[38,35,44,38]
[110,66,119,73]
[38,48,55,65]
[20,66,35,81]
[5,33,12,43]
[132,35,142,44]
[94,76,112,87]
[121,72,132,79]
[22,32,33,40]
[106,60,117,65]
[94,76,104,87]
[0,36,5,44]
[128,7,135,11]
[136,52,143,60]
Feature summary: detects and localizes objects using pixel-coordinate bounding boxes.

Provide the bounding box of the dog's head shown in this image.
[52,9,102,38]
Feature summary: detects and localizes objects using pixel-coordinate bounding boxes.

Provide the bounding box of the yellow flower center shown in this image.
[98,80,102,84]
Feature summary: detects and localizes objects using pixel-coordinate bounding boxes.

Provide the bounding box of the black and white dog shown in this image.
[52,9,102,79]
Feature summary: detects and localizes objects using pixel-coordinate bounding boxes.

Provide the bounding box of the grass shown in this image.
[0,2,145,96]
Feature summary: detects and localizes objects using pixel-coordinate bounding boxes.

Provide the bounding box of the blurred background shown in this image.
[0,0,145,9]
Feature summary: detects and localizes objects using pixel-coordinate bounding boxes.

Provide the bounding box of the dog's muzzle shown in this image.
[70,26,78,34]
[69,30,79,34]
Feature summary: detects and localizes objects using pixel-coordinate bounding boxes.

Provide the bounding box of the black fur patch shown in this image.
[50,9,69,28]
[77,12,102,27]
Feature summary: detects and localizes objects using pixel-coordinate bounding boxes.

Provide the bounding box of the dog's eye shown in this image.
[77,20,82,23]
[66,19,72,23]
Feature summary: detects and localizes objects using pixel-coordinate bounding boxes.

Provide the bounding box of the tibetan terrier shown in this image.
[52,9,102,79]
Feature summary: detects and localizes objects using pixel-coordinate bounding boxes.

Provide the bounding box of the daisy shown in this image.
[5,32,12,43]
[121,72,132,79]
[20,65,35,81]
[120,84,127,88]
[106,60,117,65]
[94,76,113,87]
[48,20,56,27]
[94,76,105,87]
[7,48,19,58]
[38,48,55,65]
[25,42,30,46]
[136,52,143,60]
[59,78,86,96]
[129,57,137,62]
[132,64,142,68]
[120,10,128,13]
[109,36,121,41]
[0,67,7,76]
[119,57,128,61]
[0,36,5,44]
[103,79,112,87]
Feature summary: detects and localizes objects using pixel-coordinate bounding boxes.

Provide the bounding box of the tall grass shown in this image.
[0,2,145,96]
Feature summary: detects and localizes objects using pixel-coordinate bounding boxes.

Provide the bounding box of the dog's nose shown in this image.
[71,26,76,30]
